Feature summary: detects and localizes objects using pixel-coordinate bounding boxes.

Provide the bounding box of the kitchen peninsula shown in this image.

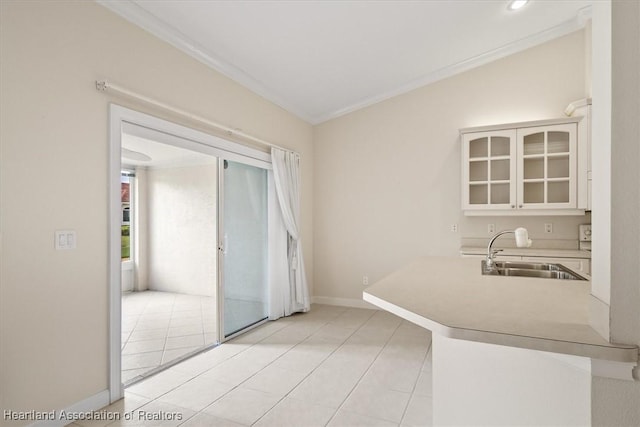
[363,256,638,425]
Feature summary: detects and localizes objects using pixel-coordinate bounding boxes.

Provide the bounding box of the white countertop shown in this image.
[363,256,636,362]
[460,246,591,258]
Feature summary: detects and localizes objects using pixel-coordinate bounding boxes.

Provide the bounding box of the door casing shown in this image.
[108,104,271,402]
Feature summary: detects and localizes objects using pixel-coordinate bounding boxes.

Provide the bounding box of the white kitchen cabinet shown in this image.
[462,129,517,211]
[517,123,577,209]
[461,117,586,216]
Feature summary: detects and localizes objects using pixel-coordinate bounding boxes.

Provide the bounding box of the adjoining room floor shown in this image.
[92,304,433,426]
[121,291,218,383]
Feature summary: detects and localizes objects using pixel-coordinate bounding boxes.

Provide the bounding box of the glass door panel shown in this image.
[523,158,544,179]
[547,131,570,153]
[469,161,488,182]
[469,137,488,158]
[523,182,544,204]
[523,132,544,155]
[221,159,269,338]
[547,156,569,178]
[469,184,488,204]
[490,159,510,180]
[490,137,510,156]
[490,183,510,204]
[548,181,570,203]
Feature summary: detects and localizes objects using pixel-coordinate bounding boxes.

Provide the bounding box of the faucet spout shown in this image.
[485,228,532,271]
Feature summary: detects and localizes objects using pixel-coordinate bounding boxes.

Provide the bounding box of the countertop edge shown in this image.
[363,292,638,363]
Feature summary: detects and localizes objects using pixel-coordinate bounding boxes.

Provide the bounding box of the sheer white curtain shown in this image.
[268,148,310,318]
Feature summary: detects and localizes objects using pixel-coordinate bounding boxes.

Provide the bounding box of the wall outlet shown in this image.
[451,224,458,232]
[544,223,553,234]
[362,276,369,286]
[488,223,495,234]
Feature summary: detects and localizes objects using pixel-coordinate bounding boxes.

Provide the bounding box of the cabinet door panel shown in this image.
[462,130,516,211]
[517,123,577,210]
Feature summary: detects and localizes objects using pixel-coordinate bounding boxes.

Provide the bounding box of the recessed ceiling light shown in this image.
[508,0,529,11]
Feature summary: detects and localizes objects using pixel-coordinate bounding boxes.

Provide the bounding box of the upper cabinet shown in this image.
[461,117,587,216]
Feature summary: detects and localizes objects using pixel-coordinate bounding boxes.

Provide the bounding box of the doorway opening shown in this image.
[109,105,273,401]
[120,131,219,384]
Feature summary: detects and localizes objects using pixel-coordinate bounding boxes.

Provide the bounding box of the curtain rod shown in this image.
[95,80,295,154]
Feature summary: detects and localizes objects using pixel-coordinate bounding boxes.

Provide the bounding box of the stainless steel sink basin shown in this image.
[481,260,587,281]
[491,261,562,271]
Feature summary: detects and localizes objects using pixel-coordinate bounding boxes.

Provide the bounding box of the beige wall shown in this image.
[4,0,637,423]
[0,0,313,420]
[313,31,588,301]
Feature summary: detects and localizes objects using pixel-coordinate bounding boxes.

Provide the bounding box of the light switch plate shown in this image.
[55,230,76,250]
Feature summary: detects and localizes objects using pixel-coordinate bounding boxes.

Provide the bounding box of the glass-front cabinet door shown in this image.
[462,130,517,211]
[516,123,577,210]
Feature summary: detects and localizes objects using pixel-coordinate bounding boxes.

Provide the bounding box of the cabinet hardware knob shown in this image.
[519,205,523,208]
[511,205,515,208]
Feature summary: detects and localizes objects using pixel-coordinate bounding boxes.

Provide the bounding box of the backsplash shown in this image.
[460,212,591,249]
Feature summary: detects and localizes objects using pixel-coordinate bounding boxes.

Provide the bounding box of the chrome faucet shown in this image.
[485,228,532,271]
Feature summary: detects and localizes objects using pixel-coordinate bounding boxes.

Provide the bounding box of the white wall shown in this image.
[146,164,218,297]
[591,1,640,424]
[313,31,588,301]
[433,335,591,426]
[0,1,313,422]
[591,0,613,311]
[134,167,149,291]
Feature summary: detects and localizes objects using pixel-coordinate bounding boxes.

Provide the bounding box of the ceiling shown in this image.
[100,0,592,124]
[122,133,216,169]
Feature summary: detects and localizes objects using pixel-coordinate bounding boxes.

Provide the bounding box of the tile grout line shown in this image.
[123,306,392,427]
[133,311,301,425]
[164,322,291,425]
[176,307,351,425]
[123,293,218,383]
[202,309,353,426]
[397,334,433,426]
[322,318,404,426]
[247,308,374,426]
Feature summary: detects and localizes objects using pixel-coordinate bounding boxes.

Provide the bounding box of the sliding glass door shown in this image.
[219,159,269,338]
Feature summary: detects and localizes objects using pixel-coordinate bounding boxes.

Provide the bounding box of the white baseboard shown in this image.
[29,390,110,427]
[312,296,378,309]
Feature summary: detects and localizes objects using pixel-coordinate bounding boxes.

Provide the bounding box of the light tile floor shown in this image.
[122,291,218,383]
[84,304,433,427]
[122,291,269,384]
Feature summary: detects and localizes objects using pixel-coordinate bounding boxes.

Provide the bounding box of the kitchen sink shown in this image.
[481,260,587,281]
[490,261,563,271]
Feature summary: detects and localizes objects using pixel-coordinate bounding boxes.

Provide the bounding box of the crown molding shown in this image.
[313,5,592,124]
[96,0,314,124]
[96,1,592,126]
